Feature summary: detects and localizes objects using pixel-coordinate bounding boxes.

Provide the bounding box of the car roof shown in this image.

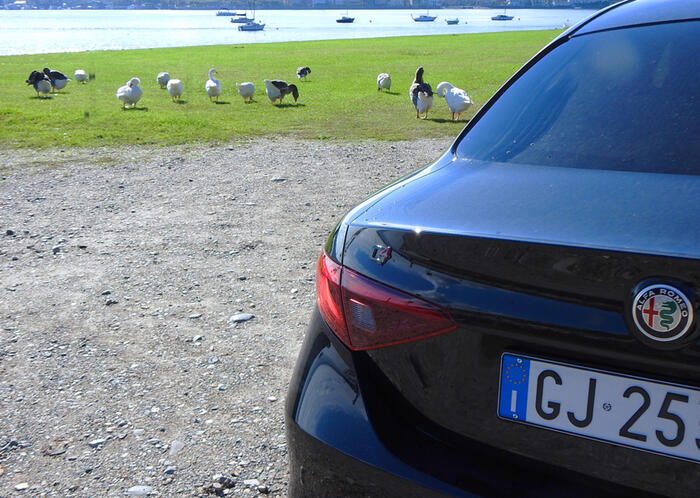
[574,0,699,36]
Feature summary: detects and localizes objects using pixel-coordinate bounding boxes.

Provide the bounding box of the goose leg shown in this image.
[452,112,455,121]
[416,109,420,119]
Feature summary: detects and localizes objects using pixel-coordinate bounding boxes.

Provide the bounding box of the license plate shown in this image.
[498,353,700,463]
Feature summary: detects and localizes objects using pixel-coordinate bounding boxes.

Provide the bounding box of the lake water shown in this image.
[0,8,595,56]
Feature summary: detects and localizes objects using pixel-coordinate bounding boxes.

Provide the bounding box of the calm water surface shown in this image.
[0,9,594,56]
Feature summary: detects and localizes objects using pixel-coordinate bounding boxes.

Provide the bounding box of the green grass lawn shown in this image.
[0,31,559,148]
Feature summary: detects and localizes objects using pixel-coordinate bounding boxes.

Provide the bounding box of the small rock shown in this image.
[105,299,118,306]
[189,313,202,319]
[14,482,29,491]
[6,229,15,236]
[257,485,270,494]
[88,438,107,448]
[101,290,112,296]
[132,429,145,436]
[52,246,61,254]
[146,438,160,445]
[126,485,153,496]
[271,177,287,183]
[164,466,176,475]
[243,479,260,488]
[78,244,88,249]
[208,356,219,365]
[168,440,185,456]
[228,313,254,323]
[267,396,277,402]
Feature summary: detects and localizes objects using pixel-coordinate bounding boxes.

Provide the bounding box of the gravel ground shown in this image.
[0,138,451,497]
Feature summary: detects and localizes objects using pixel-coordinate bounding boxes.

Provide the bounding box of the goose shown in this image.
[377,73,391,91]
[205,68,221,101]
[167,78,183,101]
[43,67,70,92]
[263,79,298,104]
[296,66,311,81]
[236,82,255,101]
[409,66,433,119]
[157,72,170,89]
[435,81,473,121]
[26,70,52,97]
[116,77,143,108]
[74,69,88,84]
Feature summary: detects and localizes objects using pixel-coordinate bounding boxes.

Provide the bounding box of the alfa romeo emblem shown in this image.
[632,284,694,343]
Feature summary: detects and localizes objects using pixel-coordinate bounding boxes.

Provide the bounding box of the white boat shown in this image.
[446,17,459,25]
[412,14,437,22]
[492,4,513,21]
[238,21,265,31]
[230,16,254,23]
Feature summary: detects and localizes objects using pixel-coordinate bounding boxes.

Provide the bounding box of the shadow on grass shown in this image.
[275,103,306,108]
[213,101,231,105]
[174,100,187,105]
[244,99,257,104]
[123,106,149,111]
[382,91,401,95]
[29,95,53,100]
[425,118,471,124]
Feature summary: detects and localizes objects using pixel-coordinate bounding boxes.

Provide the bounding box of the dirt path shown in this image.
[0,138,451,497]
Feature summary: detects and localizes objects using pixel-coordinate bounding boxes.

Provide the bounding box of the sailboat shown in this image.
[412,11,437,22]
[336,7,355,23]
[492,2,513,21]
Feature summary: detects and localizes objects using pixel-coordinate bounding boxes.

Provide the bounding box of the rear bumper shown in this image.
[285,309,662,498]
[285,310,456,497]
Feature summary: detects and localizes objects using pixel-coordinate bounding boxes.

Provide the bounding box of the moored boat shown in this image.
[412,14,437,22]
[238,21,265,31]
[446,17,459,24]
[336,15,355,23]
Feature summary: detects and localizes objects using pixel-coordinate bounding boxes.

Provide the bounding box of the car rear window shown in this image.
[456,21,700,175]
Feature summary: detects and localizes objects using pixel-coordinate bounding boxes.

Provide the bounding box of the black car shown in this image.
[285,1,700,496]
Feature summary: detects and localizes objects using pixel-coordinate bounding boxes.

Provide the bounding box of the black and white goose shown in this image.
[296,66,311,81]
[26,70,52,97]
[409,66,433,119]
[263,79,299,104]
[43,67,70,92]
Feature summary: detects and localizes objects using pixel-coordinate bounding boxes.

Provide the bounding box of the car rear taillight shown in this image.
[316,252,456,351]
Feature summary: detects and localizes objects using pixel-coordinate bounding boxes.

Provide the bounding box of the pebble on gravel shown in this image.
[243,479,260,487]
[14,482,29,491]
[164,465,177,475]
[168,440,185,456]
[189,313,203,319]
[88,438,107,448]
[126,485,154,496]
[228,313,254,323]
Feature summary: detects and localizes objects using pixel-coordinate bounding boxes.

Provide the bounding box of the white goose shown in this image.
[236,82,255,101]
[409,67,433,119]
[205,68,221,101]
[377,73,391,91]
[157,72,170,89]
[74,69,88,83]
[116,77,143,108]
[436,81,473,121]
[167,78,183,101]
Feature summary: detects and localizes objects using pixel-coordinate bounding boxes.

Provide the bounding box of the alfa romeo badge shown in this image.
[632,284,694,343]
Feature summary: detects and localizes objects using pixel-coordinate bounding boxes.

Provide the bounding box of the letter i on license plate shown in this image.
[498,354,700,463]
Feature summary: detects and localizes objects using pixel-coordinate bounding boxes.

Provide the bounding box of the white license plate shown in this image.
[498,353,700,463]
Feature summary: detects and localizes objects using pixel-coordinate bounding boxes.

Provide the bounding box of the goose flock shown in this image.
[24,64,473,120]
